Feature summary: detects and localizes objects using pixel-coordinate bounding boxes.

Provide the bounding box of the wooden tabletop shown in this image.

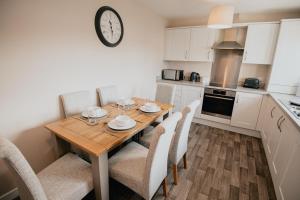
[45,97,173,156]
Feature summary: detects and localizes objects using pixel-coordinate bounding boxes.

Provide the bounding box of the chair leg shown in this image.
[172,164,178,185]
[183,153,187,169]
[162,178,168,197]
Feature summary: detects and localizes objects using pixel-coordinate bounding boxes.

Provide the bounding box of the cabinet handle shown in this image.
[185,50,188,60]
[270,107,276,118]
[278,117,285,133]
[277,116,283,132]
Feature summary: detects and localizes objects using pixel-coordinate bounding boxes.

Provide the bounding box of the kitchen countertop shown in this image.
[157,79,268,94]
[269,93,300,129]
[157,79,300,129]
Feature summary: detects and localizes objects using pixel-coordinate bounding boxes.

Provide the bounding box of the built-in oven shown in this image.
[201,88,236,119]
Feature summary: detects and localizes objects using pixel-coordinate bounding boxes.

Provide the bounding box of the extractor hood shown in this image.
[212,28,245,50]
[212,41,244,50]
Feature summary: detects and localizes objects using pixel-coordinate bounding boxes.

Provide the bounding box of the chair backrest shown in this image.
[170,100,201,165]
[97,85,118,106]
[143,112,182,199]
[155,83,176,105]
[0,138,47,200]
[60,91,91,118]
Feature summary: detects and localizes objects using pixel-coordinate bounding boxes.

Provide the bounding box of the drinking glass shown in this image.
[87,107,97,124]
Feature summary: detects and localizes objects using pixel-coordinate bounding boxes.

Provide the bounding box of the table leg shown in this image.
[90,152,109,200]
[51,133,70,158]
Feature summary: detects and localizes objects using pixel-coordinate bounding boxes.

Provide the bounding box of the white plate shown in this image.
[108,119,136,130]
[140,105,161,113]
[290,97,300,106]
[81,108,108,118]
[116,99,135,106]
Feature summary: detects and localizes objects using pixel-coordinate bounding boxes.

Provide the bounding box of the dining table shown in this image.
[45,97,173,200]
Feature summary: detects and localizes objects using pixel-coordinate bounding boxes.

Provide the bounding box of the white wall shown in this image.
[0,0,166,195]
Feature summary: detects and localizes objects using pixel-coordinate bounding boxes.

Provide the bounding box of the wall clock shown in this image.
[95,6,124,47]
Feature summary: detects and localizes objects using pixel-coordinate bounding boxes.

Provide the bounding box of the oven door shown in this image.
[202,93,235,119]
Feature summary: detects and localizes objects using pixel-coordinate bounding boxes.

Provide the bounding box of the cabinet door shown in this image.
[243,23,279,64]
[231,92,263,130]
[278,134,300,200]
[173,85,182,112]
[181,86,203,118]
[256,95,269,132]
[272,118,298,184]
[164,28,191,61]
[189,27,215,62]
[268,20,300,94]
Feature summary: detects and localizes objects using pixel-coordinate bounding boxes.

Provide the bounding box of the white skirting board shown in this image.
[193,117,261,138]
[0,188,18,200]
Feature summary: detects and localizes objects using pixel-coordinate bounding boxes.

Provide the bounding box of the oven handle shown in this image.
[204,94,234,101]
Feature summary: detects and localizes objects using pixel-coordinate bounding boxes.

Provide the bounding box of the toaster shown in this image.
[243,78,260,89]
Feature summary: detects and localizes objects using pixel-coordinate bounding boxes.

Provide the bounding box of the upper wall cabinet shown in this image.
[243,23,280,65]
[189,28,215,62]
[165,28,191,61]
[267,19,300,94]
[164,27,216,62]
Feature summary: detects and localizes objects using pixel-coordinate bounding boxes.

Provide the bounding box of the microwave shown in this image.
[162,69,184,81]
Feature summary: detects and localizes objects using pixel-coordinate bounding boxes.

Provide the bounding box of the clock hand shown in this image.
[109,20,114,36]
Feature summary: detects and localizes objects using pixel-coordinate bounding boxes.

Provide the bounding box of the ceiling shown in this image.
[138,0,300,19]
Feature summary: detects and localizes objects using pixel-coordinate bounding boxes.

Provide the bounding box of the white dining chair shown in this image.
[155,83,176,106]
[0,137,93,200]
[151,83,176,125]
[97,85,118,106]
[140,100,201,185]
[60,91,92,118]
[108,112,182,200]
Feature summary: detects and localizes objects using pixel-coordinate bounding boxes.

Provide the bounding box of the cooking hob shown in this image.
[280,100,300,119]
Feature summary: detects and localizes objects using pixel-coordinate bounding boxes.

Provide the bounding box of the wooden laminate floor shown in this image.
[109,123,276,200]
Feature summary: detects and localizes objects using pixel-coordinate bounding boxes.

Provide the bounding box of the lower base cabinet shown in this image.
[231,92,263,130]
[259,96,300,200]
[173,85,203,117]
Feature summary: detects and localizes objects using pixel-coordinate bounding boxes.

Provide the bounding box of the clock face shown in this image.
[95,6,124,47]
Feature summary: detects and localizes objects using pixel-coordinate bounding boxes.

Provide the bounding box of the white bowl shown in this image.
[117,99,135,106]
[143,103,159,111]
[82,107,107,118]
[115,115,131,127]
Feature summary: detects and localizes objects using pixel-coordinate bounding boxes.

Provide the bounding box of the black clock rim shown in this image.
[95,6,124,47]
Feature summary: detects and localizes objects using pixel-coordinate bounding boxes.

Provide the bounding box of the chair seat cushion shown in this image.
[109,142,148,196]
[140,126,156,148]
[37,153,93,200]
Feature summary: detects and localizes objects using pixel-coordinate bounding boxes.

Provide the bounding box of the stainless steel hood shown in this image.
[212,28,245,50]
[212,41,244,50]
[209,27,247,89]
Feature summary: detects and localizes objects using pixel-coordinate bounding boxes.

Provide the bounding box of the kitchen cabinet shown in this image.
[174,85,183,112]
[243,23,279,64]
[164,28,190,61]
[267,19,300,94]
[173,85,203,117]
[231,92,263,130]
[278,136,300,200]
[189,27,215,62]
[164,27,216,62]
[258,96,300,200]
